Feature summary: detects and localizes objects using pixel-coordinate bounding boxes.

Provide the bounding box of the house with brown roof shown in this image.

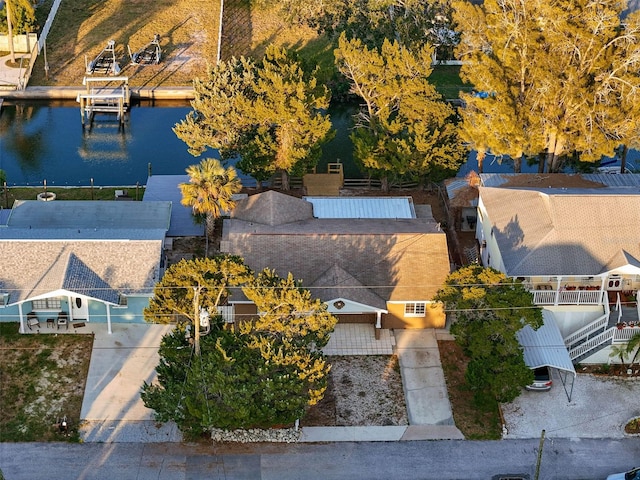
[476,180,640,363]
[0,200,171,334]
[220,191,451,331]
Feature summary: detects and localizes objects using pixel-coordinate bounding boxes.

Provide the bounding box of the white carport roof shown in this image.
[517,310,576,400]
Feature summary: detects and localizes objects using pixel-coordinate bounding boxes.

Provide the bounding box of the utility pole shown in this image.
[534,429,546,480]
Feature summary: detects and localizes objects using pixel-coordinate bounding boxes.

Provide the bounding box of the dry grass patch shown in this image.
[30,0,220,87]
[0,323,93,441]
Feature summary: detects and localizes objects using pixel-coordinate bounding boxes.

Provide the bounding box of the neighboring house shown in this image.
[220,190,451,332]
[0,200,172,334]
[143,175,205,237]
[475,176,640,364]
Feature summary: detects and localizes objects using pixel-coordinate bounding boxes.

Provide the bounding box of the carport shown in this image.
[517,310,577,401]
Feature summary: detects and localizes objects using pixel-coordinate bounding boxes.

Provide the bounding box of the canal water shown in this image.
[0,101,633,187]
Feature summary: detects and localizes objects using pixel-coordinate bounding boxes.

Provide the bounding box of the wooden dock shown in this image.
[77,76,131,126]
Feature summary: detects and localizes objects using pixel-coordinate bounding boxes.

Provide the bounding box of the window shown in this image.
[32,298,61,310]
[405,302,426,317]
[112,295,128,309]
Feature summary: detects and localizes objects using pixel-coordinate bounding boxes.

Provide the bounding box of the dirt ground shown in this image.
[301,355,408,427]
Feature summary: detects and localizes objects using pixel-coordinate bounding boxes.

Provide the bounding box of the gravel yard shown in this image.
[502,373,640,439]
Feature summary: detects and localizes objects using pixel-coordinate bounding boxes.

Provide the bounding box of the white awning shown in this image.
[517,310,576,400]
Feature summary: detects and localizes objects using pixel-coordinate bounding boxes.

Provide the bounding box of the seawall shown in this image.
[1,86,195,101]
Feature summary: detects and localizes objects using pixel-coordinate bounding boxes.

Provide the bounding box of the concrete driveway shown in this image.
[502,371,640,439]
[79,323,182,442]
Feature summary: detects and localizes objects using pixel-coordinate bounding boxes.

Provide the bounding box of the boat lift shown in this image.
[128,34,162,65]
[85,40,122,75]
[77,76,131,127]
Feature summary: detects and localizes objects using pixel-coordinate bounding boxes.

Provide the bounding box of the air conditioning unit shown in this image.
[607,275,623,291]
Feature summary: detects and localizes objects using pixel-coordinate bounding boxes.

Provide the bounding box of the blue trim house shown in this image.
[0,200,171,333]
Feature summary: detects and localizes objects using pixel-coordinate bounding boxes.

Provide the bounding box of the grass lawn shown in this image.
[438,340,503,440]
[0,323,93,442]
[29,0,465,99]
[0,186,146,208]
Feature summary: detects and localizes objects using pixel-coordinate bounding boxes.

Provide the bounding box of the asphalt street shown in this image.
[1,438,639,480]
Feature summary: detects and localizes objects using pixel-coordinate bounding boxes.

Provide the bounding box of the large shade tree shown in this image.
[335,33,466,191]
[174,45,333,190]
[142,259,336,437]
[144,256,252,355]
[454,0,640,173]
[435,265,543,403]
[179,158,241,255]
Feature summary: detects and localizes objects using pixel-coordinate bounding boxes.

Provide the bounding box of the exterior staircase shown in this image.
[566,295,640,363]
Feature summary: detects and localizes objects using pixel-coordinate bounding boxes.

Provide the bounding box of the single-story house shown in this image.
[0,200,172,333]
[475,179,640,363]
[220,190,451,331]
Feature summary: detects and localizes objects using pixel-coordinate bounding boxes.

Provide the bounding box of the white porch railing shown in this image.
[613,327,640,343]
[569,327,615,360]
[531,289,604,306]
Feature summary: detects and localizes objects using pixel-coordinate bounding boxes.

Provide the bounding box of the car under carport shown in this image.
[517,310,577,401]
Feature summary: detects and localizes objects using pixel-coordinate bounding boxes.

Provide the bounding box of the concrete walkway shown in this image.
[78,323,463,442]
[302,328,464,442]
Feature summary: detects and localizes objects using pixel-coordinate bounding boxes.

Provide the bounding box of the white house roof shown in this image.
[517,310,576,377]
[479,187,640,276]
[303,196,416,219]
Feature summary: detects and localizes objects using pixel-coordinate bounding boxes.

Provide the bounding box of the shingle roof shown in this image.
[479,187,640,276]
[310,264,387,310]
[222,193,451,304]
[0,200,170,305]
[232,190,313,226]
[0,240,162,304]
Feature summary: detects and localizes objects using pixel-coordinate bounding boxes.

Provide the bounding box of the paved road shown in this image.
[1,439,639,479]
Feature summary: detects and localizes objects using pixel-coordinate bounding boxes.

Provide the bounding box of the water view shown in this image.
[0,101,635,187]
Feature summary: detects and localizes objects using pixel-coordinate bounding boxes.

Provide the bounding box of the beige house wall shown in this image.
[382,303,445,329]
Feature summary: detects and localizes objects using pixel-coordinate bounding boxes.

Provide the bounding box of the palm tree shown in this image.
[626,333,640,368]
[180,158,242,256]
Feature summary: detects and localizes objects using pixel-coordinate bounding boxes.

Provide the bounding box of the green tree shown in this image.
[174,46,333,190]
[142,262,336,437]
[0,169,5,186]
[0,0,36,35]
[179,158,241,255]
[454,0,640,173]
[141,325,330,437]
[144,256,252,355]
[242,269,337,349]
[435,265,542,403]
[335,33,466,191]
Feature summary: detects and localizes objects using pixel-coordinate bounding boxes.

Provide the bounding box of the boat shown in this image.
[128,34,162,65]
[86,40,122,75]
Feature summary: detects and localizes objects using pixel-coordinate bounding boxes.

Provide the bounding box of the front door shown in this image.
[71,296,89,321]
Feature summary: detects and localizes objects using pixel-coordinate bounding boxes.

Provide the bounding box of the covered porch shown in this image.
[522,272,639,307]
[15,289,132,335]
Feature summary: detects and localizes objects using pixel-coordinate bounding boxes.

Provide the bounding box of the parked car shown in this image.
[525,366,552,391]
[607,467,640,480]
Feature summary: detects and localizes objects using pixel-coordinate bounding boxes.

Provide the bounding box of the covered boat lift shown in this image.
[517,310,577,401]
